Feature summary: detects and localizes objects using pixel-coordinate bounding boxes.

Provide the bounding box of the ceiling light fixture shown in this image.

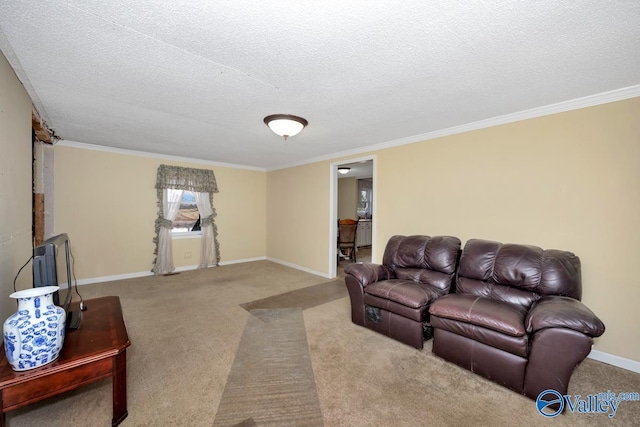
[338,167,351,175]
[263,114,308,140]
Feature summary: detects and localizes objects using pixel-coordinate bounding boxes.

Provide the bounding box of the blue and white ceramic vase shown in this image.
[3,286,66,371]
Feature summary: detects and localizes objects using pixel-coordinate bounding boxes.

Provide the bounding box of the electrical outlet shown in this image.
[184,252,192,259]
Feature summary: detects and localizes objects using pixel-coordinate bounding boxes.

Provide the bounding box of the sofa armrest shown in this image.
[525,296,605,337]
[344,263,394,288]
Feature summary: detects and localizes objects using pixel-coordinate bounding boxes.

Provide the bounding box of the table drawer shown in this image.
[1,357,113,412]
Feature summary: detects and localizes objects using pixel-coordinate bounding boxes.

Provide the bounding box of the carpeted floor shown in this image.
[5,260,640,426]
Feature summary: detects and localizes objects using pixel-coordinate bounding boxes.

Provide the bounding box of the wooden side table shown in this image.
[0,296,131,426]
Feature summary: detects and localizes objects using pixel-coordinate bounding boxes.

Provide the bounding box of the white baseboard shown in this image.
[265,257,332,279]
[174,264,199,272]
[75,270,153,286]
[588,349,640,373]
[219,256,267,266]
[173,257,269,272]
[75,256,268,285]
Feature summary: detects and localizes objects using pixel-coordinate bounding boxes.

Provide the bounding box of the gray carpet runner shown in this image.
[239,279,347,312]
[213,308,324,426]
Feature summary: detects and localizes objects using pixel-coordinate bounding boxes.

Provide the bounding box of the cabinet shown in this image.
[357,220,372,247]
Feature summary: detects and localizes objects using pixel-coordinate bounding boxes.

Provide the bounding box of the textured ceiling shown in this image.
[1,1,639,170]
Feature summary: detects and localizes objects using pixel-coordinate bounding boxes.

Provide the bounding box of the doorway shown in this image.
[329,156,376,278]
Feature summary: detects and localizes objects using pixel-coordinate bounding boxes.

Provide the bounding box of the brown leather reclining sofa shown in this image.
[344,235,605,400]
[344,235,461,349]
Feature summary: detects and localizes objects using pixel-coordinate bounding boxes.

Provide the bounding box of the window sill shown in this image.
[171,231,202,240]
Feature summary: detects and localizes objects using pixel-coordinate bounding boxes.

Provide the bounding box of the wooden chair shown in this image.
[337,219,359,262]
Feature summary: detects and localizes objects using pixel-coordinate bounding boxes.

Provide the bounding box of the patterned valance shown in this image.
[155,164,219,193]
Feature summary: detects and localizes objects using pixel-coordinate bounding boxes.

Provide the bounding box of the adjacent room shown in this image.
[1,2,639,426]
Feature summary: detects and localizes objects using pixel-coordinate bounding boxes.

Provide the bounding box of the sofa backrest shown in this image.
[456,239,582,308]
[382,235,461,293]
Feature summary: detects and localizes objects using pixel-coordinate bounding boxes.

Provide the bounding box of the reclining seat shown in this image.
[344,235,461,349]
[429,239,605,400]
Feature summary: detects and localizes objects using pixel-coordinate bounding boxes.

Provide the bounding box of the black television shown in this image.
[32,233,81,330]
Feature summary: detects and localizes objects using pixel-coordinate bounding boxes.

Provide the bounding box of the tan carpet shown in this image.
[5,260,639,426]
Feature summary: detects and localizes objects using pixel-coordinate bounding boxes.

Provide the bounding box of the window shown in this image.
[357,179,373,218]
[153,164,220,274]
[171,191,201,234]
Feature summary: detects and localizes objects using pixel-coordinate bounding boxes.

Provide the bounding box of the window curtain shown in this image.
[153,189,183,275]
[195,191,218,268]
[153,165,220,275]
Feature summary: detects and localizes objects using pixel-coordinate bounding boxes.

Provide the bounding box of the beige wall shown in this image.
[376,98,640,361]
[0,52,33,321]
[53,146,267,279]
[266,162,330,273]
[338,177,358,220]
[267,97,640,362]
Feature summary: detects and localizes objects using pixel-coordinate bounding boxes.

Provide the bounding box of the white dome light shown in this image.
[264,114,308,140]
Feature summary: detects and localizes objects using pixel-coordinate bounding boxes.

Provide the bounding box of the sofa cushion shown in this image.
[394,268,454,292]
[431,316,529,358]
[364,294,428,322]
[363,279,446,322]
[429,294,528,337]
[456,277,540,309]
[365,279,445,309]
[383,235,460,276]
[457,239,582,302]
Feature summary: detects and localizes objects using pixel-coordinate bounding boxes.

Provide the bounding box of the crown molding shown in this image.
[56,140,267,172]
[52,84,640,173]
[268,84,640,171]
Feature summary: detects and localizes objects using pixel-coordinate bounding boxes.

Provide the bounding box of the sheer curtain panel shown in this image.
[153,189,183,275]
[195,192,218,268]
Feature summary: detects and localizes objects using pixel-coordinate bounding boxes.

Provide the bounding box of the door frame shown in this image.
[328,155,377,278]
